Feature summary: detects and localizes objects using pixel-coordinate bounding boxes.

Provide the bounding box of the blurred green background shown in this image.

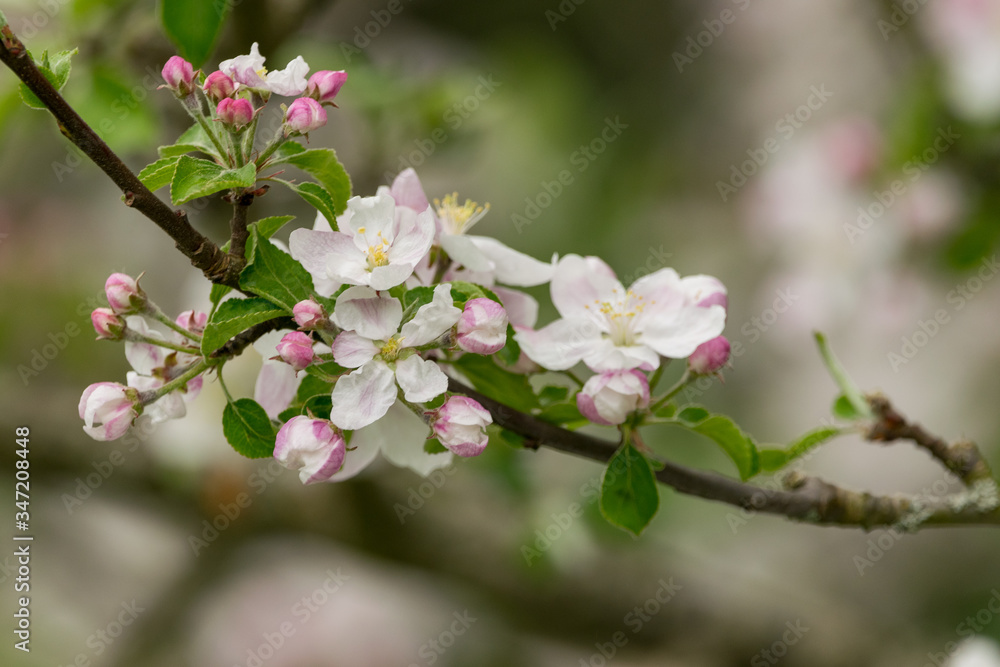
[3,0,1000,665]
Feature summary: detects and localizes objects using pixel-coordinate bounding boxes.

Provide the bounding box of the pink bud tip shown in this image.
[284,97,327,136]
[276,331,315,371]
[688,336,731,375]
[274,416,346,484]
[161,56,195,96]
[203,71,236,103]
[306,70,348,104]
[217,97,254,130]
[105,273,145,314]
[293,299,326,330]
[430,395,492,457]
[456,298,509,355]
[92,307,125,340]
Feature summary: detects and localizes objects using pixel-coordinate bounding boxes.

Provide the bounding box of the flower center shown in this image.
[585,288,650,346]
[434,192,490,235]
[358,227,391,269]
[380,336,403,361]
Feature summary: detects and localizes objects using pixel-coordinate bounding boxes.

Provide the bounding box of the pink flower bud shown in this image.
[203,71,236,103]
[274,416,346,484]
[91,308,125,340]
[105,273,146,314]
[688,336,730,375]
[283,97,327,136]
[161,56,195,96]
[175,310,208,336]
[429,396,492,457]
[293,299,326,330]
[79,382,139,441]
[276,331,315,371]
[217,97,254,130]
[306,70,347,104]
[456,298,509,355]
[577,370,650,426]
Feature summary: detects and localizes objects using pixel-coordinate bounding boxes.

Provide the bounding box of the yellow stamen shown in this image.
[434,192,490,235]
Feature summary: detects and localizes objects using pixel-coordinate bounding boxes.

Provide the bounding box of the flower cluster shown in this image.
[79,50,732,492]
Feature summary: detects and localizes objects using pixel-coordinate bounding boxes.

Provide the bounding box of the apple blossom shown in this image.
[217,97,254,130]
[576,370,650,426]
[293,298,327,330]
[203,71,235,103]
[79,382,139,441]
[105,273,146,314]
[688,336,731,375]
[289,191,435,291]
[122,316,202,423]
[160,56,194,97]
[276,331,316,371]
[516,255,726,372]
[274,416,346,484]
[218,43,310,96]
[429,395,492,457]
[328,284,461,430]
[266,56,309,96]
[306,70,348,104]
[175,310,208,337]
[682,275,728,311]
[283,97,327,136]
[92,307,125,340]
[456,298,509,355]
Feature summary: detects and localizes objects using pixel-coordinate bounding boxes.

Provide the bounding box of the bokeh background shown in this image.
[3,0,1000,665]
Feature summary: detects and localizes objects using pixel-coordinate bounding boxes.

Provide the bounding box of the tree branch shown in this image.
[447,379,1000,530]
[0,23,240,287]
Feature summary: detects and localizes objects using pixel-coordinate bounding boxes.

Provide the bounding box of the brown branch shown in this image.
[227,190,255,265]
[448,379,1000,529]
[0,24,240,287]
[209,317,295,360]
[866,394,995,486]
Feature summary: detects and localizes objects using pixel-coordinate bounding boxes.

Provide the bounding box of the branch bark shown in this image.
[0,24,241,288]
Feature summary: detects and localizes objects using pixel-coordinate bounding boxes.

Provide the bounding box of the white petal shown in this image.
[440,233,493,272]
[468,236,555,286]
[550,254,622,321]
[313,209,334,232]
[388,208,436,267]
[639,304,726,359]
[265,55,309,96]
[332,331,379,368]
[629,267,687,331]
[394,355,449,402]
[329,361,398,430]
[327,426,382,482]
[582,339,660,372]
[376,401,453,476]
[368,263,415,291]
[345,192,397,241]
[390,169,430,212]
[399,283,461,347]
[333,286,402,340]
[254,360,303,419]
[288,228,350,295]
[493,286,539,328]
[124,317,166,375]
[514,318,602,371]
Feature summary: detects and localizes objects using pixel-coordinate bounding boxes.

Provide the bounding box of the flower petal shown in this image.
[399,283,461,347]
[329,361,397,430]
[288,228,347,296]
[333,286,402,340]
[326,425,382,482]
[390,168,430,212]
[440,234,493,272]
[394,355,449,402]
[265,55,309,96]
[639,304,727,359]
[468,236,555,286]
[388,208,436,267]
[514,317,602,371]
[332,331,379,368]
[368,263,416,291]
[550,254,622,321]
[345,192,397,241]
[582,338,660,372]
[378,401,452,476]
[492,286,539,328]
[253,360,303,419]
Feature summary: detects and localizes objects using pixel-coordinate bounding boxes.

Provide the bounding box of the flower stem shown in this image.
[146,359,209,404]
[124,329,199,355]
[217,368,235,404]
[647,369,692,414]
[184,93,231,167]
[255,125,287,168]
[144,304,203,342]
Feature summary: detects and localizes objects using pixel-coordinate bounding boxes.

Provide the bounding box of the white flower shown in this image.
[329,284,461,430]
[289,192,435,291]
[430,396,492,457]
[273,417,346,484]
[516,255,726,372]
[123,317,200,423]
[456,298,508,355]
[218,43,310,96]
[78,382,138,441]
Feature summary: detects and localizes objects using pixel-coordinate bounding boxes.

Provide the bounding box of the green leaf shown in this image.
[454,354,540,413]
[402,286,436,315]
[277,179,339,226]
[654,404,677,420]
[201,297,286,355]
[160,0,228,68]
[424,439,447,454]
[270,145,351,215]
[495,324,521,367]
[171,156,256,205]
[496,428,526,449]
[222,398,276,459]
[19,49,77,109]
[138,156,182,192]
[814,332,872,419]
[536,402,587,429]
[756,426,843,474]
[253,215,295,240]
[159,122,222,161]
[295,374,333,404]
[600,443,660,536]
[240,226,315,311]
[670,407,759,480]
[537,385,569,406]
[209,283,232,309]
[832,394,862,421]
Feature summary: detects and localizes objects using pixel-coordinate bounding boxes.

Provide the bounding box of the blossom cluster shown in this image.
[78,49,733,489]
